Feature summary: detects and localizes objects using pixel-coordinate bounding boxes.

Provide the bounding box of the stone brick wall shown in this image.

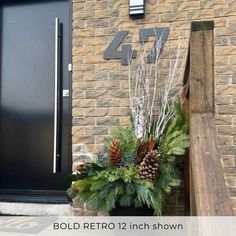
[72,0,236,215]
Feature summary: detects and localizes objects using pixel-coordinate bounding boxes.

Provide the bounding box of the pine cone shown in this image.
[109,139,122,167]
[76,163,87,174]
[139,150,159,181]
[71,183,79,193]
[136,138,155,164]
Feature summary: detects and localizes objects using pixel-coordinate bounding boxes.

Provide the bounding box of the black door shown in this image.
[0,0,71,200]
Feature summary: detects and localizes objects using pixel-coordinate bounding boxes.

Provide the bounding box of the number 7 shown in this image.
[139,27,170,63]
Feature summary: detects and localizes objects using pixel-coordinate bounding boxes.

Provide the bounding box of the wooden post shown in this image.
[190,21,214,114]
[189,21,233,215]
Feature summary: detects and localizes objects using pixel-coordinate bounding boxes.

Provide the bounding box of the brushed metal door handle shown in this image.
[53,17,60,174]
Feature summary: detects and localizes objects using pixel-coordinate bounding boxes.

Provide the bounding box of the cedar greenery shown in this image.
[160,101,189,157]
[67,100,189,215]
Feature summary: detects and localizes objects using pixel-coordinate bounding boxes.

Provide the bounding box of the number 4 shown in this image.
[103,31,137,65]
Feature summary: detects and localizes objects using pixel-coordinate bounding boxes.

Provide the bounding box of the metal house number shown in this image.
[103,27,170,65]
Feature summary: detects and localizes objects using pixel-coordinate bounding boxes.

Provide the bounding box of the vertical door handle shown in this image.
[53,17,60,173]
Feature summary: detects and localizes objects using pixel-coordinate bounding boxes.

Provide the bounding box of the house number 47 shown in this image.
[103,27,170,65]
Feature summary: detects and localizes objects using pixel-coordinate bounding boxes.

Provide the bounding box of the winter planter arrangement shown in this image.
[67,32,189,215]
[67,101,189,216]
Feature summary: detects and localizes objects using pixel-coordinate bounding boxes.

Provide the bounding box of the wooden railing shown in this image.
[190,113,233,215]
[183,21,233,215]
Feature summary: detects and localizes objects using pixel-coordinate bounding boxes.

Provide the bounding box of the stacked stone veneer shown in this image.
[72,0,236,215]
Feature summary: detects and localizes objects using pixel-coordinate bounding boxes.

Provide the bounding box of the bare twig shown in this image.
[128,29,189,140]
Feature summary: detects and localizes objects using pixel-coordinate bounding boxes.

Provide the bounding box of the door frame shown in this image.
[0,0,72,203]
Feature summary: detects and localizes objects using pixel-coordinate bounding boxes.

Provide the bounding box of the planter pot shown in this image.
[109,205,154,216]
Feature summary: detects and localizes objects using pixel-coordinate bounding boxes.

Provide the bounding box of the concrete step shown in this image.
[0,202,72,216]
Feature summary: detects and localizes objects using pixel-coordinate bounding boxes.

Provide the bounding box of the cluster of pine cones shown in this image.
[109,139,159,181]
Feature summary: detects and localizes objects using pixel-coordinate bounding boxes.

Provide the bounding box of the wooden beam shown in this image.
[190,113,233,215]
[190,21,214,113]
[190,164,197,216]
[182,47,190,215]
[191,21,214,31]
[182,47,190,100]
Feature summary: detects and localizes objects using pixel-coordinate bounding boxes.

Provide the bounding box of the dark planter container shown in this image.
[109,205,154,216]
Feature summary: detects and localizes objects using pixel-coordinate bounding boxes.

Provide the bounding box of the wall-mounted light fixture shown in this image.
[129,0,145,18]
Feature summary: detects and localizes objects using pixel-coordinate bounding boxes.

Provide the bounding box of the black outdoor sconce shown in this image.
[129,0,145,18]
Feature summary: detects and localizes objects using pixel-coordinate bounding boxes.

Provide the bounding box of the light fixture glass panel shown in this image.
[130,0,144,6]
